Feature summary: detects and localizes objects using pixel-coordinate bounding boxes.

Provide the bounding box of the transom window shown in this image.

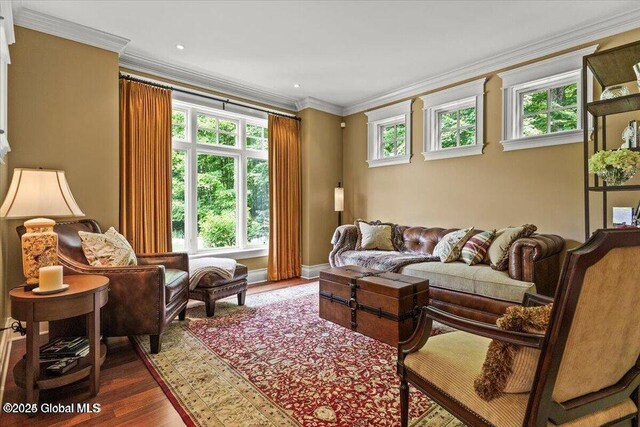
[421,78,485,160]
[438,105,476,149]
[518,82,578,137]
[380,121,406,157]
[365,100,412,168]
[171,101,269,257]
[498,45,595,151]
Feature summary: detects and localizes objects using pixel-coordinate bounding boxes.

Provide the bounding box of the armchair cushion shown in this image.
[404,331,529,427]
[474,304,553,401]
[165,269,189,303]
[78,227,137,267]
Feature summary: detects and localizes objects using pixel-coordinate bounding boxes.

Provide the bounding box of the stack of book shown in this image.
[40,337,90,375]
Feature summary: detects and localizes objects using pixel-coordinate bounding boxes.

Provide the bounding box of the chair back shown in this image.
[529,228,640,424]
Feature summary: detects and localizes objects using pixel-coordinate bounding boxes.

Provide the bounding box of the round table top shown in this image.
[9,275,109,302]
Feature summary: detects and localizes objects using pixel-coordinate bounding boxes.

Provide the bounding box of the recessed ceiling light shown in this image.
[294,83,300,88]
[176,44,185,50]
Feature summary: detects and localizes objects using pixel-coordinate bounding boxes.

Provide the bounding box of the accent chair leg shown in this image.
[205,296,216,317]
[150,334,162,354]
[400,377,409,427]
[237,289,247,306]
[178,307,186,321]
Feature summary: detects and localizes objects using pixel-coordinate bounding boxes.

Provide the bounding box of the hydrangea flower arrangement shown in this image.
[588,148,640,185]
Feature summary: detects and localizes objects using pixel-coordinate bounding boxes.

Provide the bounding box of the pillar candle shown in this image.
[39,265,63,291]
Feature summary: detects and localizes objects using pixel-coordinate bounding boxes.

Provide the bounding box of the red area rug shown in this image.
[133,283,460,427]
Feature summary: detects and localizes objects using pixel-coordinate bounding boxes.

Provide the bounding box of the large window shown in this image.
[171,101,269,256]
[421,78,485,160]
[499,45,596,151]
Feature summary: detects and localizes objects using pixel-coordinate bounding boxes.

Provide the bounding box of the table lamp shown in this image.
[334,182,344,227]
[0,168,85,288]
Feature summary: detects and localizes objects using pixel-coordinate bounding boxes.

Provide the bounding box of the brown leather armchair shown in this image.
[19,219,189,354]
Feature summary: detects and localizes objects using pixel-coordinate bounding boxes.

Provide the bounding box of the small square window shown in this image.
[246,123,268,150]
[518,82,578,138]
[172,110,187,140]
[196,113,238,146]
[365,100,412,168]
[421,78,485,161]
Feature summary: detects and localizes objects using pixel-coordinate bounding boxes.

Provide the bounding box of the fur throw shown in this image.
[474,304,553,401]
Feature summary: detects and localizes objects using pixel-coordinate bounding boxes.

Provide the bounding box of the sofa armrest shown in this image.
[137,252,189,272]
[509,234,564,297]
[59,257,166,336]
[329,225,358,267]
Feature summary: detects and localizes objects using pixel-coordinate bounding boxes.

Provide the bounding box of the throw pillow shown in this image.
[474,304,553,401]
[79,227,138,267]
[487,224,537,271]
[432,228,475,262]
[355,219,395,251]
[461,230,496,266]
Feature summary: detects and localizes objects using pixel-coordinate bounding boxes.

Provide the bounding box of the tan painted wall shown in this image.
[4,28,120,301]
[300,108,343,266]
[342,28,640,249]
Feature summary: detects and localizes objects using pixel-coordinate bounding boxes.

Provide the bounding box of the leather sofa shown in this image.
[19,219,190,354]
[330,224,564,323]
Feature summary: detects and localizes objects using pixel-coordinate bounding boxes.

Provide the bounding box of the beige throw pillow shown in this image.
[487,224,537,271]
[433,228,475,262]
[355,220,395,251]
[79,227,138,267]
[474,304,553,401]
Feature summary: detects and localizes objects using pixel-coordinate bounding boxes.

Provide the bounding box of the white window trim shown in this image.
[365,100,412,168]
[499,45,597,152]
[172,99,269,260]
[421,78,486,161]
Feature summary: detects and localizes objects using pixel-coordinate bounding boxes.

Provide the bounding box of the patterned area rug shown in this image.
[132,282,462,427]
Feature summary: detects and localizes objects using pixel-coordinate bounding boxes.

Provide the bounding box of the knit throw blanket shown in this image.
[189,257,237,290]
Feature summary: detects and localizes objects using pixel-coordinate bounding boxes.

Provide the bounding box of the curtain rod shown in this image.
[119,73,301,121]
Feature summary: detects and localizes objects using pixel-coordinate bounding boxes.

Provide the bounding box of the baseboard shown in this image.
[301,263,330,280]
[0,317,14,404]
[247,268,267,285]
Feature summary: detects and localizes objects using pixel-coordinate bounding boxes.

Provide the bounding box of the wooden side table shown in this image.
[9,275,109,405]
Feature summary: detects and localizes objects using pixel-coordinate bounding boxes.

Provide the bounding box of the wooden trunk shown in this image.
[319,266,429,346]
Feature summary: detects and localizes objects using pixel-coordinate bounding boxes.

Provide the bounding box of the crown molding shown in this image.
[120,50,299,112]
[295,97,344,116]
[14,8,130,54]
[343,7,640,116]
[0,1,15,45]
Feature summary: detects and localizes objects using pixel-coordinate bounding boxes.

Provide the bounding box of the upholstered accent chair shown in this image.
[398,228,640,427]
[19,219,190,354]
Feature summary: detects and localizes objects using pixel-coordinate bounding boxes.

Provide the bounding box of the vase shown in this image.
[597,167,637,186]
[600,84,630,100]
[21,218,58,285]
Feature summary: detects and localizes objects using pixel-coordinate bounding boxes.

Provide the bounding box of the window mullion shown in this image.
[189,109,198,254]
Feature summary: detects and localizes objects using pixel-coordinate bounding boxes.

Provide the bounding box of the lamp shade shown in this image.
[0,168,85,219]
[334,186,344,212]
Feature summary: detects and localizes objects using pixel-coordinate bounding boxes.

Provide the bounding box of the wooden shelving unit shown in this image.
[583,40,640,239]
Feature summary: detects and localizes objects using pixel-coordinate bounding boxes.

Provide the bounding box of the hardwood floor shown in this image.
[1,278,314,426]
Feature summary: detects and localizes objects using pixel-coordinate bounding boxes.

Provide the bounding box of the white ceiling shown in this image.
[13,0,640,112]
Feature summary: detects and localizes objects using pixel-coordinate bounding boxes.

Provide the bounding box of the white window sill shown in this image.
[422,144,484,161]
[189,247,268,260]
[501,130,583,152]
[367,154,411,168]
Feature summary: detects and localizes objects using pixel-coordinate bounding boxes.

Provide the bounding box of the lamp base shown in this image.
[21,218,58,285]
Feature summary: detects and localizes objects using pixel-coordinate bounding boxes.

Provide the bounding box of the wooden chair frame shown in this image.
[398,229,640,427]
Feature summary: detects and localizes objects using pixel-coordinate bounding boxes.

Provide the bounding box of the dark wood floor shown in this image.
[1,278,313,426]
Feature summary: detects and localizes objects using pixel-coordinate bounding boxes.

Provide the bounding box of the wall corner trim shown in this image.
[295,97,344,116]
[14,8,130,54]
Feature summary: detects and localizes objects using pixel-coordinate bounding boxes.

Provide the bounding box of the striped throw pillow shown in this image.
[461,230,496,266]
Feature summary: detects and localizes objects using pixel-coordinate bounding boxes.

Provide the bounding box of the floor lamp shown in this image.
[335,182,344,227]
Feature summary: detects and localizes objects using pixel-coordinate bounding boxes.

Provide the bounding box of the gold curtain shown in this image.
[119,79,173,254]
[268,115,302,281]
